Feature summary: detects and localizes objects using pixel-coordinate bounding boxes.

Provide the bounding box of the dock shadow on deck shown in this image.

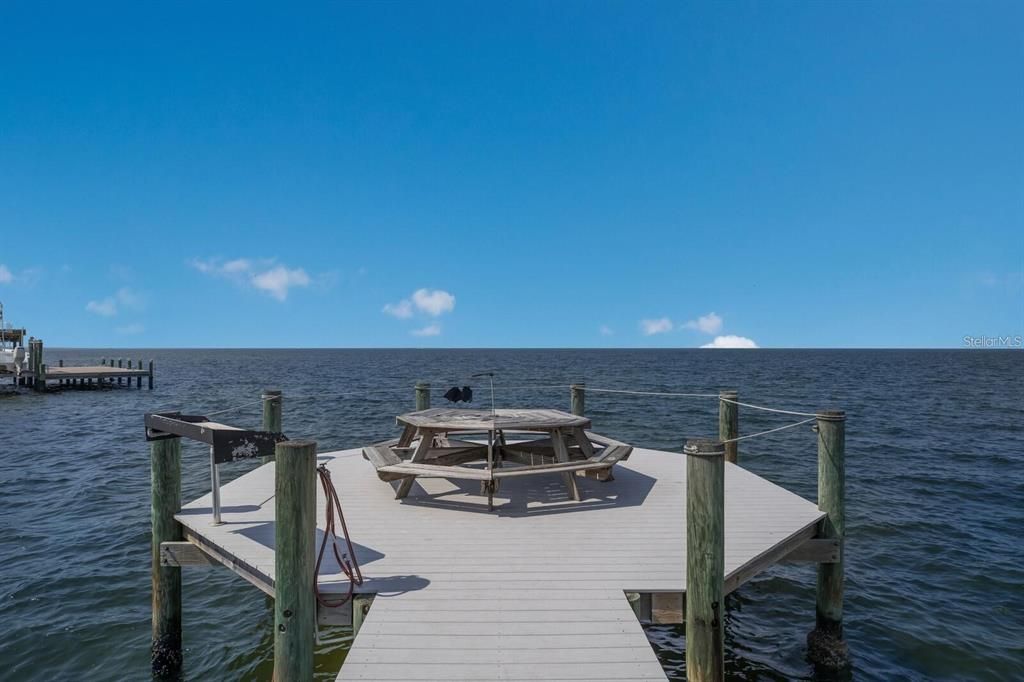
[394,464,657,517]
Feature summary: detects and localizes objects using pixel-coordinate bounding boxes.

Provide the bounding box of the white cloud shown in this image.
[0,265,42,285]
[86,298,118,316]
[599,325,614,336]
[412,288,455,316]
[641,317,674,335]
[251,266,311,301]
[116,323,145,335]
[116,287,145,310]
[384,288,456,325]
[383,300,414,319]
[85,287,145,317]
[222,258,252,274]
[411,323,442,337]
[684,312,723,335]
[701,335,759,349]
[189,257,311,301]
[189,258,218,274]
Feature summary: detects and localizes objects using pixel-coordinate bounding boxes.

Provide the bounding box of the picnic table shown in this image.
[362,408,633,509]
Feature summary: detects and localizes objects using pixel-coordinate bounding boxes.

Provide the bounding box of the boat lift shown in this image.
[145,411,287,524]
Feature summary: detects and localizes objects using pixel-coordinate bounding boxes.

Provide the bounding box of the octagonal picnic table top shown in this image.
[397,407,591,432]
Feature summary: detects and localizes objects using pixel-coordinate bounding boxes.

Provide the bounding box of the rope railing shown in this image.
[168,382,831,447]
[583,387,719,398]
[717,396,820,418]
[719,417,817,443]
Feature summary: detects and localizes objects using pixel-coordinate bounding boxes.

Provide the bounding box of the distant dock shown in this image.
[6,337,154,391]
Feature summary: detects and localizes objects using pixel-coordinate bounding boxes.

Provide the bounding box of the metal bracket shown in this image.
[144,411,287,463]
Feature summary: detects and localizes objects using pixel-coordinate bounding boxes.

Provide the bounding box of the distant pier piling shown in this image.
[807,410,849,669]
[719,390,738,464]
[31,339,44,391]
[684,438,725,682]
[273,439,317,681]
[151,436,183,676]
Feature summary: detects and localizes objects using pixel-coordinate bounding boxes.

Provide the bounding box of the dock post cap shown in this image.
[816,410,846,421]
[719,389,738,398]
[276,439,317,452]
[570,382,586,388]
[683,438,725,456]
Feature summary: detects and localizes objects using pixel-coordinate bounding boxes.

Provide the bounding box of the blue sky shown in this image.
[1,2,1020,348]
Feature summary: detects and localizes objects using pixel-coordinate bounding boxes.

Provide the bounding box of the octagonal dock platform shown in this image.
[176,444,825,681]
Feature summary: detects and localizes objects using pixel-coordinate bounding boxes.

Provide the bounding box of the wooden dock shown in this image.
[39,361,153,389]
[0,313,155,391]
[175,444,826,681]
[7,337,155,390]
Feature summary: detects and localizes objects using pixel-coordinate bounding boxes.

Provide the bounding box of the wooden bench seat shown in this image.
[363,439,633,484]
[379,461,492,481]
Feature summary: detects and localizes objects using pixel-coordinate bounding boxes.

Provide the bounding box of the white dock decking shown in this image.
[178,445,825,681]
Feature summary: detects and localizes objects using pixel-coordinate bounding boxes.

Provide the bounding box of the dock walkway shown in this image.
[179,444,824,681]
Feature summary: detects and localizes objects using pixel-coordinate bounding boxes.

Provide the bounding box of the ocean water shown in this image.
[0,349,1021,681]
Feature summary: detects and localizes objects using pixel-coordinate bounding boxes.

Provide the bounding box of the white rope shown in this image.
[490,384,572,391]
[175,385,825,433]
[585,387,719,398]
[718,397,820,418]
[720,417,817,443]
[203,398,267,418]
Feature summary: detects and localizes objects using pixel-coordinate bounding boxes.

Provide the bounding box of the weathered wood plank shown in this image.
[159,540,218,567]
[781,538,840,564]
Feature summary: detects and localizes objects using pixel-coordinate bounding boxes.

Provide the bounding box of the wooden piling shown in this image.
[353,594,374,635]
[807,410,849,668]
[684,438,725,682]
[570,384,585,417]
[415,382,430,411]
[262,390,283,464]
[138,359,143,388]
[151,437,183,676]
[718,391,738,464]
[32,340,44,392]
[148,360,154,389]
[274,439,317,682]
